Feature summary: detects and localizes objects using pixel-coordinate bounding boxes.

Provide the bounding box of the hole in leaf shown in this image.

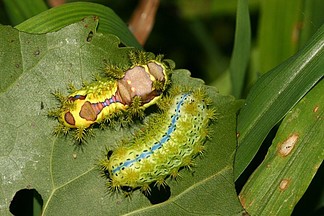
[118,42,127,48]
[86,31,94,42]
[9,188,43,216]
[143,183,171,204]
[121,186,133,193]
[107,150,113,160]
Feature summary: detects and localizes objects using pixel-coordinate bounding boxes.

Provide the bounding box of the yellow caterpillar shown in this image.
[49,51,171,142]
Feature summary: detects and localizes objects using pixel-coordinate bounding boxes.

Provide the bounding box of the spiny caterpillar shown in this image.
[99,89,215,196]
[49,51,170,142]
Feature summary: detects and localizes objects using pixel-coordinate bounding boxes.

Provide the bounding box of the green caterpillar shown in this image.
[49,51,171,142]
[100,89,215,195]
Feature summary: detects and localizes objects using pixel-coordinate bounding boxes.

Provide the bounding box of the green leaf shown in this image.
[176,0,260,17]
[0,17,243,215]
[15,2,141,49]
[229,0,251,98]
[234,24,324,180]
[2,0,48,25]
[239,79,324,215]
[299,0,324,47]
[257,0,304,74]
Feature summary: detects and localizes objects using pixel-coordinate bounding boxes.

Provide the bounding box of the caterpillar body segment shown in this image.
[100,89,215,195]
[60,79,124,129]
[50,51,171,142]
[116,60,168,108]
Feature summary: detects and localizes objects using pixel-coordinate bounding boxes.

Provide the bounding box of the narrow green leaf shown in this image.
[0,18,244,215]
[2,0,48,25]
[239,79,324,215]
[0,28,23,92]
[15,2,141,49]
[176,0,260,17]
[234,24,324,180]
[33,192,42,216]
[229,0,251,98]
[257,0,304,74]
[299,0,324,47]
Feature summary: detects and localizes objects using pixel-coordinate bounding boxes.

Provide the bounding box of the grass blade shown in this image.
[15,2,141,48]
[257,0,303,74]
[229,0,251,98]
[239,79,324,215]
[234,24,324,180]
[2,0,48,25]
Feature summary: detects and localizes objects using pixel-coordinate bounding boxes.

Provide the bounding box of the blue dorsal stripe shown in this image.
[102,96,119,108]
[112,93,190,174]
[93,95,120,115]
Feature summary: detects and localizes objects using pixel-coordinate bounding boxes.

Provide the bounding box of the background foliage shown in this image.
[0,0,323,215]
